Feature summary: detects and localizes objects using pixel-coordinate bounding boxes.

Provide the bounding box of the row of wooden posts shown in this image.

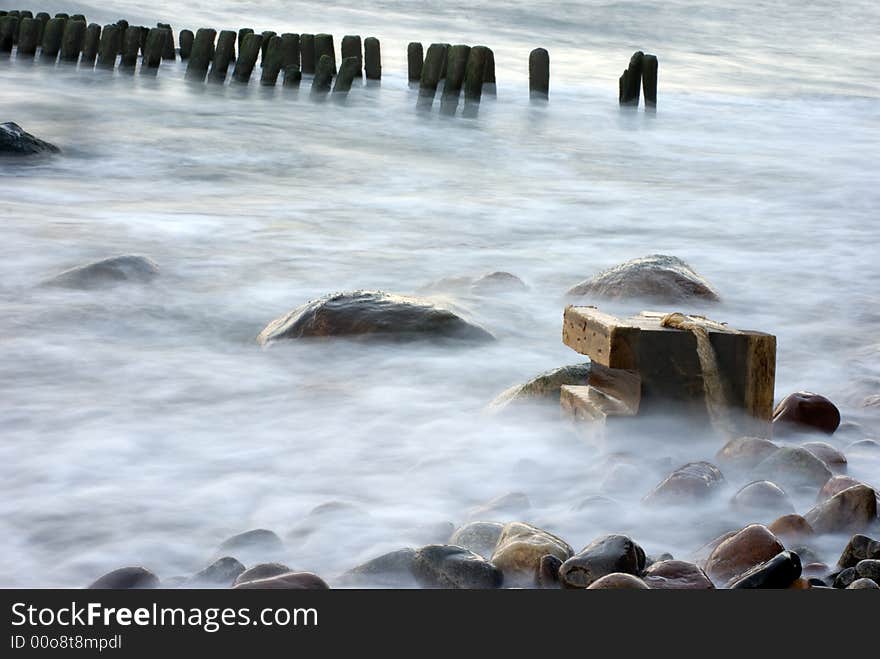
[1,9,658,107]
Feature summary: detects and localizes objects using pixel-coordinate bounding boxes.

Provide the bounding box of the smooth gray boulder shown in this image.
[44,255,159,289]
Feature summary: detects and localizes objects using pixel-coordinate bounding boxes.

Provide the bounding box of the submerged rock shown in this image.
[803,485,877,535]
[642,461,725,506]
[642,560,714,590]
[818,475,864,502]
[559,534,646,589]
[587,573,649,589]
[801,441,847,474]
[705,524,784,585]
[0,122,60,155]
[715,436,779,473]
[468,492,531,521]
[731,481,794,516]
[772,392,841,436]
[727,550,801,589]
[411,545,503,589]
[448,522,504,560]
[490,522,573,586]
[489,363,591,410]
[232,572,329,589]
[421,271,527,296]
[767,514,814,543]
[565,254,720,303]
[233,563,291,587]
[753,447,831,491]
[217,529,284,563]
[257,290,494,345]
[337,548,417,587]
[89,566,159,589]
[189,557,245,587]
[44,255,159,290]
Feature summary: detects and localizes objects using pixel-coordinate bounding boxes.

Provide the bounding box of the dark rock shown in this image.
[833,567,858,589]
[44,255,159,289]
[489,363,590,410]
[855,559,880,584]
[558,534,645,589]
[642,461,725,506]
[773,392,841,435]
[258,291,493,345]
[537,554,562,588]
[789,545,822,567]
[566,254,720,303]
[642,560,714,590]
[848,577,880,589]
[338,548,417,587]
[728,550,801,589]
[715,436,779,473]
[753,447,832,491]
[705,524,784,585]
[232,571,329,589]
[804,485,877,535]
[767,514,814,543]
[837,534,880,569]
[448,522,504,559]
[233,563,291,586]
[411,545,503,589]
[732,481,794,515]
[691,531,736,569]
[587,573,649,589]
[802,441,847,473]
[189,557,245,586]
[490,522,573,586]
[1,122,60,156]
[89,566,159,589]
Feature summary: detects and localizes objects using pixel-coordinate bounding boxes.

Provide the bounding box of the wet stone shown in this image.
[705,524,784,585]
[803,485,877,535]
[44,255,158,289]
[1,122,60,156]
[727,550,802,589]
[643,461,725,506]
[587,573,649,589]
[773,392,841,436]
[642,560,714,590]
[233,572,329,590]
[338,548,417,587]
[233,563,291,586]
[189,557,245,586]
[411,545,503,589]
[837,534,880,569]
[89,567,159,589]
[559,534,646,589]
[490,522,573,586]
[448,522,504,559]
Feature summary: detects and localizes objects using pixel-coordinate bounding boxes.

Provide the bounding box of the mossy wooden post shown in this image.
[120,25,141,70]
[116,19,127,52]
[332,56,358,93]
[619,51,643,106]
[96,24,120,69]
[418,43,447,106]
[314,33,335,74]
[283,66,301,88]
[157,23,175,59]
[142,27,167,72]
[207,29,233,83]
[311,53,334,94]
[39,17,64,61]
[232,32,262,83]
[14,11,32,46]
[642,54,658,109]
[438,42,451,79]
[364,37,380,80]
[407,41,423,82]
[34,12,49,43]
[237,28,252,55]
[280,33,299,70]
[463,45,489,106]
[483,46,496,95]
[340,34,361,76]
[0,15,18,53]
[80,23,101,66]
[440,44,470,115]
[179,29,193,59]
[187,28,217,81]
[16,16,39,56]
[300,33,315,73]
[529,47,549,100]
[59,19,86,63]
[260,35,283,85]
[260,30,276,63]
[71,14,86,23]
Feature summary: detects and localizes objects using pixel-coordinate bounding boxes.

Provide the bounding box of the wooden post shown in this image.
[283,66,302,88]
[260,31,276,62]
[15,11,32,46]
[260,35,283,85]
[311,53,334,93]
[16,16,39,57]
[463,45,489,107]
[81,23,101,66]
[207,29,234,83]
[157,23,175,60]
[179,29,194,59]
[34,12,49,44]
[332,56,358,93]
[142,27,167,71]
[280,33,299,71]
[364,37,380,80]
[314,33,335,74]
[96,24,121,69]
[418,43,447,104]
[619,51,643,106]
[232,32,262,83]
[529,47,549,100]
[407,42,423,82]
[300,33,315,74]
[0,15,18,53]
[119,23,141,69]
[483,46,496,95]
[40,17,65,61]
[187,28,217,81]
[341,35,362,76]
[642,54,658,108]
[440,44,470,114]
[237,28,252,55]
[59,19,86,62]
[71,14,86,23]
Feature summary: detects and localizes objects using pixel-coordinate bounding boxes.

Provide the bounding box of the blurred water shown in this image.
[0,1,878,587]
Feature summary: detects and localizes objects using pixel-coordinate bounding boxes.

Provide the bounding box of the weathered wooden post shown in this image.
[364,36,380,80]
[280,33,299,70]
[179,29,194,59]
[187,27,217,81]
[283,66,302,88]
[418,43,447,106]
[17,16,40,57]
[314,33,335,74]
[483,46,496,95]
[71,14,86,23]
[332,56,359,93]
[340,35,361,76]
[642,54,658,108]
[311,53,334,93]
[232,32,262,83]
[59,19,86,63]
[119,25,141,70]
[207,29,233,83]
[80,23,101,66]
[39,17,65,61]
[142,27,167,72]
[157,23,175,59]
[407,41,423,82]
[96,24,121,69]
[260,34,283,85]
[300,33,315,73]
[237,28,252,55]
[34,12,49,43]
[619,50,643,106]
[529,47,549,100]
[116,18,128,50]
[0,15,18,53]
[440,44,470,114]
[259,30,276,63]
[14,10,32,45]
[463,45,490,114]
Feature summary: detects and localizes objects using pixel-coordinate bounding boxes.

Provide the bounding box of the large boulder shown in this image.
[257,290,494,345]
[642,560,714,590]
[489,363,590,410]
[715,436,779,473]
[44,255,159,290]
[753,447,831,491]
[558,534,646,589]
[767,514,814,544]
[803,485,878,535]
[728,550,802,589]
[0,122,60,156]
[801,441,847,474]
[337,549,418,588]
[565,254,720,303]
[731,481,794,516]
[818,475,864,502]
[411,545,503,589]
[772,392,841,436]
[232,572,329,589]
[489,522,573,586]
[705,524,784,585]
[88,566,159,589]
[642,461,725,506]
[837,534,880,569]
[449,522,504,560]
